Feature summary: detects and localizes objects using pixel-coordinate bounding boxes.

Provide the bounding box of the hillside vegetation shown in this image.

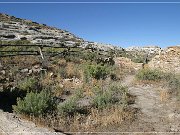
[0,40,136,132]
[1,13,180,133]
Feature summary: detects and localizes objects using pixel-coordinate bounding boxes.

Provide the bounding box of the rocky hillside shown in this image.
[1,13,168,57]
[0,13,123,52]
[0,13,83,46]
[1,13,180,67]
[125,46,161,55]
[148,46,180,73]
[124,46,162,63]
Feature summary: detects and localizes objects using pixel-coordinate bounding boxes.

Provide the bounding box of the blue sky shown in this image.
[1,0,180,48]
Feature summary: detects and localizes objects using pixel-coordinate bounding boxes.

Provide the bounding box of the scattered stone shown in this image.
[33,65,40,69]
[32,67,41,73]
[59,83,64,88]
[8,73,13,76]
[0,70,6,75]
[20,68,29,73]
[64,78,73,82]
[168,113,175,119]
[28,69,33,74]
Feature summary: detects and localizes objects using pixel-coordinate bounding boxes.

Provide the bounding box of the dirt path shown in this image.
[0,110,64,135]
[122,75,180,132]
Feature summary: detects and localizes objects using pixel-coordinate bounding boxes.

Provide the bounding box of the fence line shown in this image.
[0,44,83,57]
[0,44,109,58]
[0,44,80,48]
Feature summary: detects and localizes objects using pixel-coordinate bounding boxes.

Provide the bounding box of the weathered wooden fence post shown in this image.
[38,47,44,60]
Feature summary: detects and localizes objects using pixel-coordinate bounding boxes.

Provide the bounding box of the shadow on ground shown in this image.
[0,88,26,112]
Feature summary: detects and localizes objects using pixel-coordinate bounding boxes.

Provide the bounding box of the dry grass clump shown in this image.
[30,105,134,132]
[133,78,163,86]
[67,106,130,132]
[40,74,70,98]
[1,56,40,68]
[66,63,81,79]
[58,62,82,79]
[159,89,170,102]
[57,59,67,67]
[85,106,129,127]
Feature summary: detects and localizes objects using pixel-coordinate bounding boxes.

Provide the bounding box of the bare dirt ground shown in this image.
[120,75,180,133]
[0,110,64,135]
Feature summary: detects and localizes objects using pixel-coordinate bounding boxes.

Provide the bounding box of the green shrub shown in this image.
[109,66,120,81]
[136,69,180,98]
[136,69,163,81]
[92,84,128,109]
[57,97,79,116]
[133,56,145,63]
[92,91,113,109]
[83,52,97,62]
[64,54,82,64]
[85,64,110,80]
[74,88,84,99]
[18,77,38,92]
[13,90,55,116]
[109,84,128,105]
